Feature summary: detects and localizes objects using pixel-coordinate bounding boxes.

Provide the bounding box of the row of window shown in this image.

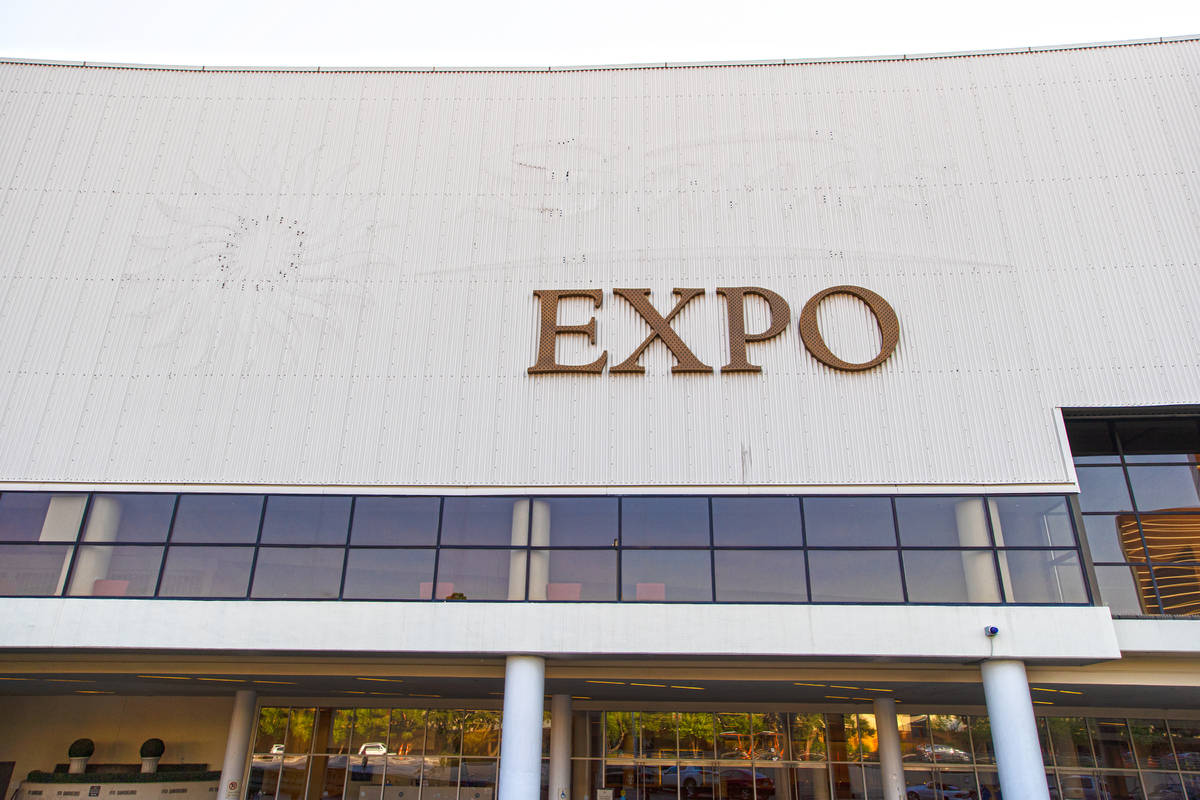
[0,491,1086,602]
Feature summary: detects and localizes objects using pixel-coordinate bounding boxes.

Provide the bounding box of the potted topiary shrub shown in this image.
[67,738,95,774]
[140,739,165,773]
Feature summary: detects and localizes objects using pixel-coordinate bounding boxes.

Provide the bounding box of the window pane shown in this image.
[1138,514,1200,562]
[66,545,162,596]
[539,498,618,546]
[1129,719,1173,769]
[0,544,72,595]
[1065,419,1120,463]
[435,548,518,600]
[1151,564,1200,616]
[342,549,435,600]
[388,708,427,758]
[350,497,440,546]
[804,498,895,547]
[808,551,904,602]
[902,549,1001,603]
[716,713,751,759]
[712,497,802,546]
[789,713,827,762]
[714,550,807,602]
[1116,418,1200,462]
[424,710,461,755]
[752,713,790,761]
[677,712,714,760]
[640,712,676,759]
[970,716,995,765]
[1129,466,1200,512]
[260,496,351,545]
[990,496,1077,547]
[541,549,617,601]
[286,708,316,753]
[1095,565,1156,615]
[172,494,263,543]
[461,711,502,757]
[0,493,85,542]
[1076,468,1133,513]
[253,707,290,752]
[441,498,524,546]
[83,494,175,542]
[1166,721,1200,771]
[158,546,253,597]
[1081,515,1141,562]
[1002,550,1088,603]
[620,550,711,601]
[351,709,391,751]
[897,714,931,761]
[1140,772,1185,799]
[826,714,858,761]
[1046,717,1094,767]
[251,548,343,599]
[896,497,984,547]
[606,711,636,757]
[621,497,710,547]
[930,715,973,763]
[1090,718,1136,769]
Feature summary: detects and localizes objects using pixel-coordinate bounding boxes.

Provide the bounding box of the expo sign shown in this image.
[527,285,899,375]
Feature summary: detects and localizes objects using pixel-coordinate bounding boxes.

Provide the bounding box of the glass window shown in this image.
[461,711,502,757]
[424,710,462,755]
[1137,514,1200,562]
[970,716,995,765]
[1167,721,1200,771]
[990,496,1076,547]
[1116,418,1200,462]
[1002,550,1089,604]
[1129,720,1173,769]
[1065,419,1120,463]
[0,493,85,542]
[250,548,343,599]
[620,550,711,601]
[1128,465,1200,512]
[0,544,72,595]
[677,712,714,760]
[1089,718,1136,769]
[804,498,895,547]
[826,714,858,761]
[895,497,985,547]
[789,713,827,762]
[172,494,263,543]
[441,498,524,546]
[350,497,440,546]
[316,707,355,753]
[387,708,427,757]
[342,549,435,600]
[538,498,618,547]
[1151,565,1200,616]
[351,708,391,751]
[1141,772,1186,799]
[606,711,636,757]
[260,496,351,545]
[158,545,253,597]
[929,715,973,763]
[286,708,316,753]
[1081,515,1141,562]
[1076,468,1133,513]
[621,497,710,547]
[1045,717,1094,767]
[902,549,1001,603]
[640,712,676,759]
[856,715,880,762]
[712,497,802,546]
[541,549,617,601]
[253,707,290,752]
[66,545,162,597]
[1094,565,1155,615]
[808,551,904,602]
[898,714,931,761]
[434,548,519,600]
[751,713,790,761]
[714,550,807,602]
[82,494,175,542]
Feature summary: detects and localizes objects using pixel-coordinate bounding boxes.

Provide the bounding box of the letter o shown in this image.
[798,285,900,371]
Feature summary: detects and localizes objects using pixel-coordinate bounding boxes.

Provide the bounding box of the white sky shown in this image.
[1,0,1197,68]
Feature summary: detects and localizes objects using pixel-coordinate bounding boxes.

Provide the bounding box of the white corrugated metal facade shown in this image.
[1,40,1198,489]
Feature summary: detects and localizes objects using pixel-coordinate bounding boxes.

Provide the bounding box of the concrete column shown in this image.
[980,659,1051,800]
[873,698,905,800]
[549,694,571,800]
[218,690,257,800]
[955,499,1001,603]
[499,655,546,800]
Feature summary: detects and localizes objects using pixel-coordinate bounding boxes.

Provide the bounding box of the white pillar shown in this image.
[499,655,546,800]
[873,698,904,800]
[548,694,571,800]
[980,660,1051,800]
[218,690,257,800]
[955,499,1001,603]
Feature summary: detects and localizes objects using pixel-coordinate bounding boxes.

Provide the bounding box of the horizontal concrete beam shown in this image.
[0,600,1121,662]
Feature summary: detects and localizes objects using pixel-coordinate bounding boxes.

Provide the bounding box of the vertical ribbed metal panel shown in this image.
[0,41,1198,488]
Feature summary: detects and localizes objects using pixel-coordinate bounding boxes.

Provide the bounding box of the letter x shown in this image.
[611,288,713,374]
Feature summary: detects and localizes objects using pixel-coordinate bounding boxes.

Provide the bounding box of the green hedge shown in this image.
[26,771,220,783]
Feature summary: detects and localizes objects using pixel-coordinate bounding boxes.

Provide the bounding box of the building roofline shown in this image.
[0,34,1196,74]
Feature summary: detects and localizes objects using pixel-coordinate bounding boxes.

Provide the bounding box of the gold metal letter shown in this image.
[527,289,608,374]
[715,287,792,373]
[611,288,713,374]
[798,285,900,371]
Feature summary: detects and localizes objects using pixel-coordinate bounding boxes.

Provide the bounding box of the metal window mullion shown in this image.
[616,497,623,601]
[245,495,269,600]
[58,492,95,597]
[429,497,445,601]
[338,496,356,600]
[707,497,716,603]
[800,498,813,604]
[890,496,909,603]
[153,493,182,597]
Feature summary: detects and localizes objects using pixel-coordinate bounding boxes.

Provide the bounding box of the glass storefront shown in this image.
[248,707,1200,800]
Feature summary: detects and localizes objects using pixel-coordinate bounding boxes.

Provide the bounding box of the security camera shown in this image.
[984,625,1000,637]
